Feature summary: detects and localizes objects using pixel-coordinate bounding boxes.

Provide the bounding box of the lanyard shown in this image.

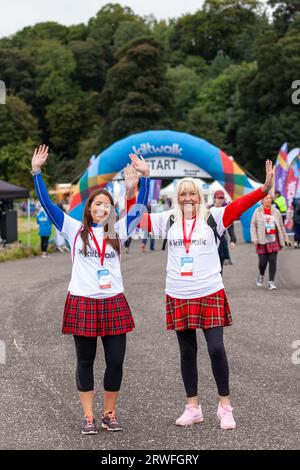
[90,227,106,266]
[182,218,196,254]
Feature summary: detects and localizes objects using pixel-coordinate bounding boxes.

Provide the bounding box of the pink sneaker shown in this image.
[217,403,236,430]
[176,404,203,426]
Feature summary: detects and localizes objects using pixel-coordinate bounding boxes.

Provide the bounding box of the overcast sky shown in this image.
[0,0,207,38]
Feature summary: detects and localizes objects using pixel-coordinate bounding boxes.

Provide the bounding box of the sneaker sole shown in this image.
[101,423,123,432]
[176,417,204,426]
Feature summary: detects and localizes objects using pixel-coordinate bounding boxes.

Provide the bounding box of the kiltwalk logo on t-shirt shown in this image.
[169,239,207,248]
[78,249,116,259]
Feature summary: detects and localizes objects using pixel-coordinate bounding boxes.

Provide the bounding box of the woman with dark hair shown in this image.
[31,144,150,434]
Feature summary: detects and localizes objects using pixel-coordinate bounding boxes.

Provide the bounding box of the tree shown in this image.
[0,95,39,148]
[0,46,35,104]
[33,40,77,102]
[166,65,202,124]
[267,1,300,35]
[11,22,69,48]
[0,95,40,186]
[0,140,37,188]
[232,27,300,178]
[69,39,108,91]
[169,0,262,61]
[88,3,137,44]
[185,105,225,147]
[97,37,173,146]
[114,20,150,52]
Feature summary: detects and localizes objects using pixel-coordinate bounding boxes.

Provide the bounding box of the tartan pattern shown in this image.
[62,292,135,337]
[166,289,232,331]
[256,235,281,255]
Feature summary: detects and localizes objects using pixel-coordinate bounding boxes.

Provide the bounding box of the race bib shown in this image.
[181,257,193,276]
[264,216,276,244]
[266,233,276,244]
[97,269,111,289]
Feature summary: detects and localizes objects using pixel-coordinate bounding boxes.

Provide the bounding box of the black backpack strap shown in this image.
[207,213,221,244]
[162,214,175,251]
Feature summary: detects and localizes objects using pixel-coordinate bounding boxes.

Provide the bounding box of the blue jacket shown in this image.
[36,210,52,237]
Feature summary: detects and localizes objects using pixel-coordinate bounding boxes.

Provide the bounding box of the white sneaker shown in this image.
[268,281,277,290]
[256,275,264,287]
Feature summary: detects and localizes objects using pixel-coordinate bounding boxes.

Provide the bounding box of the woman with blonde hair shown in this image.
[135,156,274,430]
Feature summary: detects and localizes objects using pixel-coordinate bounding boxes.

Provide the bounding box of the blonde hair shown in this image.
[173,178,208,225]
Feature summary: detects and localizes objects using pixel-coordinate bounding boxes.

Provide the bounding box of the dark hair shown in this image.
[80,189,120,256]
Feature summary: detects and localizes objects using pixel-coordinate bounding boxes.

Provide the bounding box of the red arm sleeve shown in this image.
[126,195,152,231]
[126,196,136,213]
[223,187,268,228]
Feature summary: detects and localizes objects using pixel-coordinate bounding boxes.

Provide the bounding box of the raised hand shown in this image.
[261,159,273,193]
[32,144,49,171]
[124,164,140,198]
[129,153,150,178]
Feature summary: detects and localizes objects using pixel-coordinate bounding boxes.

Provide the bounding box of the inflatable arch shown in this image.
[69,130,260,241]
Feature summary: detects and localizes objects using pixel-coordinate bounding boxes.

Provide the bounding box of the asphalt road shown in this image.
[0,225,299,450]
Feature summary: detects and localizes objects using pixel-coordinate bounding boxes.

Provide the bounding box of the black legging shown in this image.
[124,237,132,249]
[73,334,126,392]
[41,236,49,252]
[258,252,278,281]
[176,327,229,397]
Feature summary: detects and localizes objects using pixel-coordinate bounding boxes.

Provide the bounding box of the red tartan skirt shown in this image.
[62,292,135,337]
[166,289,232,331]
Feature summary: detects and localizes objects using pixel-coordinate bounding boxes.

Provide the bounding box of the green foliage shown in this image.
[267,1,300,36]
[97,37,172,146]
[0,1,298,185]
[114,20,151,52]
[0,139,37,188]
[69,39,108,91]
[88,3,137,44]
[0,47,35,103]
[166,65,202,122]
[0,96,39,148]
[11,22,69,47]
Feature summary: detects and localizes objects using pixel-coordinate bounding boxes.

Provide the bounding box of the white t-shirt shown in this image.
[150,207,226,299]
[60,215,128,299]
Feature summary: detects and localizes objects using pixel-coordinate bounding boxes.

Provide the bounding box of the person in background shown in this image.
[250,194,291,290]
[292,197,300,249]
[36,207,52,258]
[274,190,287,223]
[212,190,236,273]
[141,202,156,252]
[55,198,70,252]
